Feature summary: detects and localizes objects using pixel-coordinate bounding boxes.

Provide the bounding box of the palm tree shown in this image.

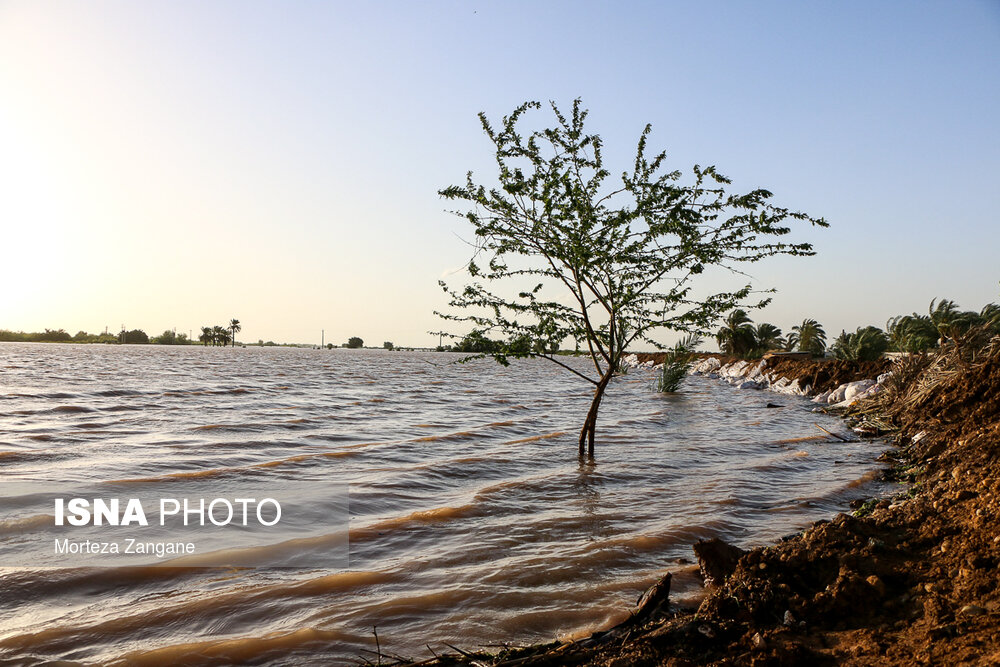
[716,309,757,357]
[929,298,984,342]
[229,319,241,348]
[788,319,827,356]
[981,303,1000,331]
[886,313,937,352]
[830,326,889,361]
[211,325,227,347]
[753,323,784,354]
[199,326,213,346]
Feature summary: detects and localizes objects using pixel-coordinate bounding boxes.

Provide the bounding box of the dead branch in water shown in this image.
[814,422,853,442]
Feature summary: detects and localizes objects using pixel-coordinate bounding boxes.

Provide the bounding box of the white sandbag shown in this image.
[843,379,875,402]
[827,383,849,403]
[771,377,790,391]
[859,383,882,399]
[812,390,832,404]
[692,357,721,374]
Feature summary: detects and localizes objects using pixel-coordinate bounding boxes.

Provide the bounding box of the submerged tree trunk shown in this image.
[579,371,613,459]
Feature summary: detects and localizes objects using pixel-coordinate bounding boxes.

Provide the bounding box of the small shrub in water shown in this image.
[656,335,701,392]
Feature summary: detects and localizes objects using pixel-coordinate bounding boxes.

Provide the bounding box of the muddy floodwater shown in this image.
[0,343,891,665]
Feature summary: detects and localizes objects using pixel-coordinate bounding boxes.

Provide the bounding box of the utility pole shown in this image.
[321,330,324,348]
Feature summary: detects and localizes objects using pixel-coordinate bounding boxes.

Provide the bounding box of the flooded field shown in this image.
[0,343,891,665]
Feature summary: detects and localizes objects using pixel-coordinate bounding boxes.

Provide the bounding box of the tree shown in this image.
[346,336,364,349]
[121,329,149,344]
[212,325,230,347]
[715,309,757,357]
[886,313,937,353]
[199,327,213,346]
[455,330,500,354]
[229,319,241,347]
[153,330,177,345]
[39,328,72,342]
[982,303,1000,333]
[437,99,827,457]
[928,298,988,343]
[383,341,394,350]
[753,322,784,354]
[830,326,889,361]
[788,318,826,356]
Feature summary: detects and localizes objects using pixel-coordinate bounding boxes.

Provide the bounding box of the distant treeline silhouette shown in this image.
[1,318,244,347]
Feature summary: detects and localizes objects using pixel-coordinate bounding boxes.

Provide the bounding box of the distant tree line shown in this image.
[0,328,113,343]
[0,327,196,345]
[1,318,244,347]
[714,297,1000,361]
[438,329,561,356]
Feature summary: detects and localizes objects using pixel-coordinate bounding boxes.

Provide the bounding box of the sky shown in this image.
[1,1,998,348]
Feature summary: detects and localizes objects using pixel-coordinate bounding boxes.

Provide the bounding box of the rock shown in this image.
[631,573,672,624]
[751,632,766,649]
[866,575,887,596]
[960,604,987,617]
[737,380,762,390]
[694,538,746,587]
[766,403,783,408]
[783,610,796,626]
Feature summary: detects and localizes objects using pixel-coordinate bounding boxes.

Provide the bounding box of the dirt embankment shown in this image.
[399,347,1000,666]
[763,357,892,395]
[634,352,892,396]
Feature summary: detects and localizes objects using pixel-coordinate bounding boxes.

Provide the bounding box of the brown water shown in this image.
[0,343,891,665]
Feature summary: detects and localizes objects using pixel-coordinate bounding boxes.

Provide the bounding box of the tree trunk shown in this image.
[578,371,613,459]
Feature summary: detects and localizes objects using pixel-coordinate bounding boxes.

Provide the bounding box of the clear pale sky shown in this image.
[2,1,998,348]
